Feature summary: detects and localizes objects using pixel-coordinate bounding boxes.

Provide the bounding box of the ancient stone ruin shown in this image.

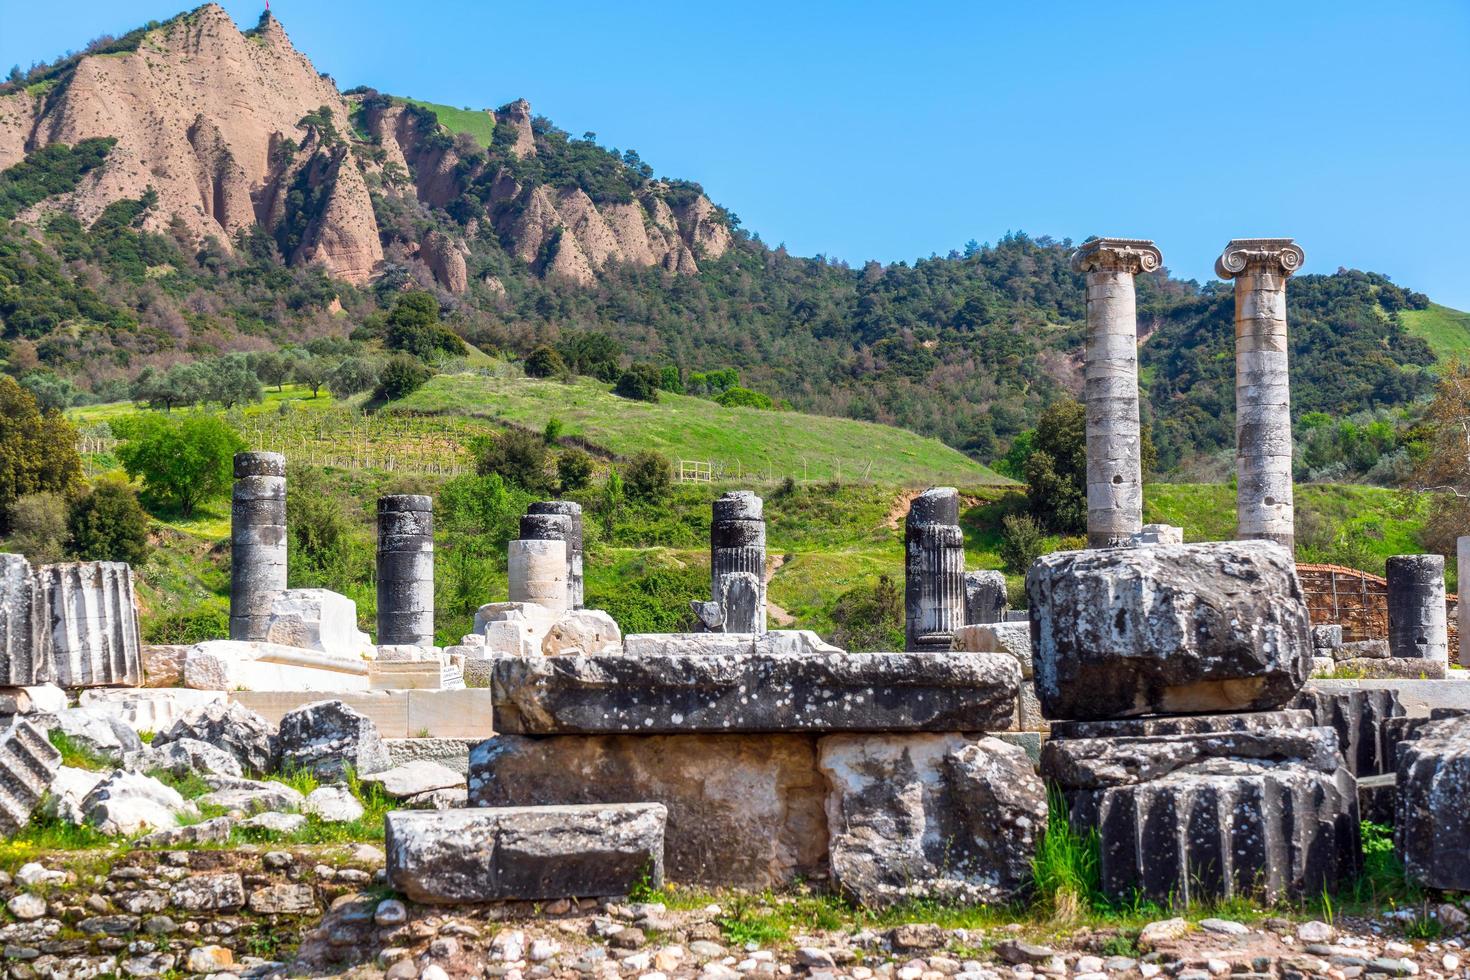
[376,494,435,648]
[904,487,965,651]
[229,451,287,642]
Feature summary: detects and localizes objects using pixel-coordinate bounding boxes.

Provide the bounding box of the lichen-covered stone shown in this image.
[1397,714,1470,889]
[489,651,1020,734]
[0,554,49,686]
[386,804,666,903]
[153,701,278,775]
[1290,686,1404,777]
[38,562,143,687]
[1044,718,1359,904]
[818,734,1045,907]
[1027,541,1311,719]
[277,699,390,781]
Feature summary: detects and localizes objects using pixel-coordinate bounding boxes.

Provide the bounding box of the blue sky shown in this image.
[2,1,1467,307]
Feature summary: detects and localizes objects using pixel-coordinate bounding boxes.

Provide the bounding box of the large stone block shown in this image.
[818,734,1044,908]
[622,630,843,658]
[0,721,62,835]
[963,570,1007,625]
[38,562,142,687]
[264,589,370,658]
[541,609,621,656]
[489,651,1020,734]
[1044,714,1359,904]
[1397,714,1470,889]
[1027,541,1311,719]
[469,733,828,888]
[153,700,278,775]
[277,699,390,782]
[386,803,666,903]
[0,554,49,686]
[951,623,1032,677]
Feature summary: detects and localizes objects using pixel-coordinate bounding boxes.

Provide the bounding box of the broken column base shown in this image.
[1042,709,1361,905]
[385,803,667,903]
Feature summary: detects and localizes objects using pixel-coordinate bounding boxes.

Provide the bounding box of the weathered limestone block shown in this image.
[475,602,558,657]
[153,700,278,776]
[905,488,965,651]
[542,609,621,656]
[1046,713,1359,904]
[508,539,569,612]
[1218,239,1304,551]
[622,630,843,658]
[182,640,372,692]
[77,688,227,733]
[30,706,143,762]
[362,759,465,799]
[1333,657,1446,680]
[42,765,103,825]
[0,554,49,685]
[1311,625,1343,650]
[469,734,828,888]
[490,651,1021,735]
[0,721,62,835]
[277,699,390,782]
[818,734,1045,908]
[130,737,243,780]
[141,645,189,687]
[82,770,199,836]
[1131,524,1184,546]
[1290,686,1404,778]
[264,588,370,658]
[1027,541,1311,719]
[1386,554,1448,665]
[963,570,1007,625]
[1049,708,1312,741]
[1397,714,1470,889]
[37,562,142,687]
[1071,237,1159,548]
[230,452,286,642]
[387,804,666,903]
[951,623,1032,677]
[377,495,434,648]
[523,503,585,611]
[711,491,766,634]
[1335,638,1389,661]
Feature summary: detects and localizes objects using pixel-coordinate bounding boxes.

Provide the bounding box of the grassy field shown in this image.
[395,373,1008,486]
[1402,302,1470,363]
[402,98,495,147]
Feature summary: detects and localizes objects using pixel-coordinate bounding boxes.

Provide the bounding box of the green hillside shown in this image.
[393,373,1008,486]
[401,98,495,146]
[1402,302,1470,363]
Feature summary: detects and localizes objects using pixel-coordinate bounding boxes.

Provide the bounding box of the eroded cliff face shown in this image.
[0,5,382,283]
[0,3,729,291]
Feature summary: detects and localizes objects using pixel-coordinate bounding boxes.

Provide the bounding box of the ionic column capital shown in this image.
[1215,238,1305,280]
[1070,237,1162,276]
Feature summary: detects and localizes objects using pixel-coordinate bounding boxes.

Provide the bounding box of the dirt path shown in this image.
[764,553,796,627]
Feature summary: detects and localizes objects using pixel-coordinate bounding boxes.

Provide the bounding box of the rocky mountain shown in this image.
[0,5,1452,476]
[0,4,728,290]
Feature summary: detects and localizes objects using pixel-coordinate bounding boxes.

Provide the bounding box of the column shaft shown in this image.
[230,452,286,641]
[377,495,434,647]
[904,487,965,651]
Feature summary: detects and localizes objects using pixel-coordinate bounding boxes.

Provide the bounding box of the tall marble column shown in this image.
[524,501,584,610]
[377,495,434,647]
[1071,238,1160,548]
[711,491,766,634]
[904,487,965,651]
[1217,238,1305,552]
[230,452,286,641]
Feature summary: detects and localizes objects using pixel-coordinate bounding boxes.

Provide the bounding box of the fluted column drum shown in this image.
[230,452,286,641]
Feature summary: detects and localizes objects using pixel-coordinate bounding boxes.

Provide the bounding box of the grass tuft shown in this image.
[46,732,115,772]
[1032,786,1100,922]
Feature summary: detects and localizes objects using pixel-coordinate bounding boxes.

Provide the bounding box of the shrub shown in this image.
[473,429,553,494]
[828,574,903,652]
[613,365,661,403]
[67,479,150,565]
[374,355,431,401]
[557,448,594,492]
[624,450,672,502]
[0,375,82,532]
[524,345,567,379]
[383,291,464,360]
[3,492,68,563]
[543,417,564,444]
[999,512,1046,575]
[714,386,773,409]
[286,465,370,592]
[113,413,244,516]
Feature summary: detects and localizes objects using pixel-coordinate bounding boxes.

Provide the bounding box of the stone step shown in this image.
[489,651,1020,735]
[385,803,666,903]
[1291,686,1405,777]
[0,721,63,835]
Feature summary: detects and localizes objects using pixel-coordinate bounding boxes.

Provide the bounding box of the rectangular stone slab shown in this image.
[490,651,1020,734]
[385,803,666,903]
